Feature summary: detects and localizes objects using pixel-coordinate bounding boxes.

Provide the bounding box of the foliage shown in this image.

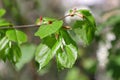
[35,20,63,39]
[0,8,96,71]
[0,9,27,64]
[73,10,96,45]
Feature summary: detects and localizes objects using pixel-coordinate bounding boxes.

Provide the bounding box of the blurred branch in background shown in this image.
[102,7,120,22]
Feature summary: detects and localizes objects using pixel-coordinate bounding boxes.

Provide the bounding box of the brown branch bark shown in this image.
[0,24,41,29]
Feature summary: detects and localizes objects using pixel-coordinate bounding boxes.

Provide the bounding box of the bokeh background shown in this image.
[0,0,120,80]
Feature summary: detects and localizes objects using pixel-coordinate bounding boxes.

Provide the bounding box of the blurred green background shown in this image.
[0,0,120,80]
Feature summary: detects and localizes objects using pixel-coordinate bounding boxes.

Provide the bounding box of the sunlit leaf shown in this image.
[8,43,22,64]
[60,30,77,46]
[0,37,9,61]
[0,37,21,64]
[6,29,27,44]
[73,9,96,45]
[57,44,77,69]
[56,30,77,69]
[35,36,61,70]
[43,17,57,23]
[35,20,63,39]
[0,37,9,51]
[78,9,96,27]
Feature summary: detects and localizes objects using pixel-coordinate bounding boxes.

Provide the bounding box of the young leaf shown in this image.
[0,37,21,63]
[3,42,21,64]
[35,43,51,70]
[73,20,95,45]
[35,20,63,39]
[73,9,96,45]
[56,30,78,69]
[73,20,84,29]
[60,30,77,46]
[35,36,61,70]
[78,9,96,27]
[0,37,9,61]
[8,43,22,64]
[0,37,9,51]
[0,9,6,17]
[56,42,77,69]
[6,29,27,44]
[0,45,10,61]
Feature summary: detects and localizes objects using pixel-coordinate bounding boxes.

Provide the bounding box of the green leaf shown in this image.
[78,9,96,27]
[6,29,27,44]
[56,30,77,69]
[60,30,77,46]
[56,44,77,69]
[35,43,51,70]
[42,36,57,48]
[0,38,21,64]
[0,9,6,17]
[35,36,61,70]
[43,17,56,22]
[0,37,9,51]
[73,20,84,29]
[0,46,10,61]
[73,9,96,45]
[8,43,22,64]
[0,37,9,61]
[35,20,63,39]
[74,22,95,45]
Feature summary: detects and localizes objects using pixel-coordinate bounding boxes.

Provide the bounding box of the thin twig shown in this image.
[0,24,41,29]
[58,14,71,20]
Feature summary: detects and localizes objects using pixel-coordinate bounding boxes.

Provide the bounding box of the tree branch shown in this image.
[58,14,71,20]
[0,11,77,30]
[0,24,41,29]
